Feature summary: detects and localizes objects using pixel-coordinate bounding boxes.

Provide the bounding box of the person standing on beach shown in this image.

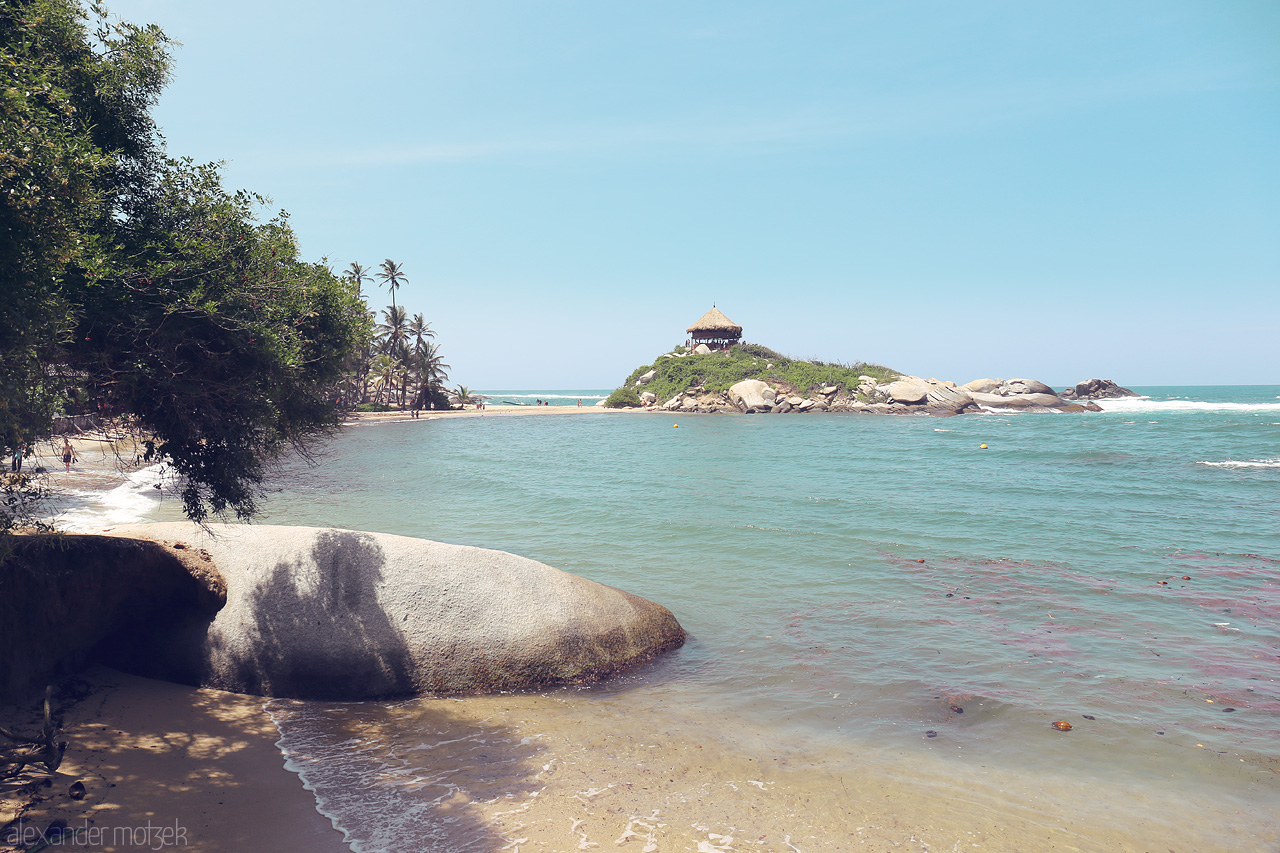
[62,437,76,472]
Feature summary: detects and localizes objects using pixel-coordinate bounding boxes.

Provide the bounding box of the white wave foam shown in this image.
[1197,458,1280,470]
[1095,397,1280,414]
[483,393,607,400]
[55,464,168,531]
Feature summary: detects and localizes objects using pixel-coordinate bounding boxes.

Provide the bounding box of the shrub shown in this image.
[603,388,642,408]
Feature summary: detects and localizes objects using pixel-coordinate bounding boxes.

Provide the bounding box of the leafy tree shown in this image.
[1,0,370,524]
[1,0,170,471]
[72,160,369,520]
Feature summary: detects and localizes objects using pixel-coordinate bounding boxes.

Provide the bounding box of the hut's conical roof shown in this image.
[686,306,742,333]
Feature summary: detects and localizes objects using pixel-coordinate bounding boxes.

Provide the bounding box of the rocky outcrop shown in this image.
[0,534,226,701]
[1060,378,1138,400]
[616,350,1126,418]
[865,375,1087,414]
[101,523,685,700]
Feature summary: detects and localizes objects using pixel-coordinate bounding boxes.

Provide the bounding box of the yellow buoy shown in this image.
[980,444,988,449]
[673,424,679,428]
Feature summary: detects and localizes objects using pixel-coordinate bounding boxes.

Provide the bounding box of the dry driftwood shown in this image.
[0,686,66,779]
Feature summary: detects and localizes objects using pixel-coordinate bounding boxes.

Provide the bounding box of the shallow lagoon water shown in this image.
[139,386,1279,850]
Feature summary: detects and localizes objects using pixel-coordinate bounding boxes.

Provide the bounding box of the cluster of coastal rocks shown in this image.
[639,376,1136,416]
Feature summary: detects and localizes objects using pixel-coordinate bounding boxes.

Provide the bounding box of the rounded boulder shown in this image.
[106,523,686,700]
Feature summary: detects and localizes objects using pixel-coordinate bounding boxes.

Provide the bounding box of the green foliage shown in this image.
[735,343,785,361]
[1,0,170,464]
[356,402,392,413]
[610,344,899,404]
[72,160,369,521]
[603,387,641,408]
[1,0,369,524]
[452,385,476,406]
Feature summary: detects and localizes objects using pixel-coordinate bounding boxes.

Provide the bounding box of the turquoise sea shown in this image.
[114,386,1280,850]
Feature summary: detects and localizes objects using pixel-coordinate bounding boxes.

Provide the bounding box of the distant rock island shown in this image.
[606,345,1136,416]
[607,307,1135,415]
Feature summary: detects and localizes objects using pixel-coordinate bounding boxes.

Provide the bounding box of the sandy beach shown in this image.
[1,669,347,853]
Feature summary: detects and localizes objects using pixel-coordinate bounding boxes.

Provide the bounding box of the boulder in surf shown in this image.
[101,523,687,700]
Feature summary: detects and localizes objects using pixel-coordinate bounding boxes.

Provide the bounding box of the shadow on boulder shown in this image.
[204,530,416,700]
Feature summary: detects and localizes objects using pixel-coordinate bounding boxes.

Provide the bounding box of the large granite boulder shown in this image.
[728,379,775,412]
[1004,378,1055,396]
[960,378,1001,394]
[634,370,656,387]
[102,523,686,700]
[885,377,930,404]
[1061,378,1137,400]
[969,391,1068,409]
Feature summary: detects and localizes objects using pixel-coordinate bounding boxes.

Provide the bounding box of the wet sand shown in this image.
[6,669,1272,853]
[1,669,347,853]
[270,689,1278,853]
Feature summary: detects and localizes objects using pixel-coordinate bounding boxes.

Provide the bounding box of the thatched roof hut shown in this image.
[685,305,742,350]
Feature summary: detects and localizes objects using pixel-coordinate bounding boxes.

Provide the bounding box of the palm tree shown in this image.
[407,313,435,356]
[342,262,376,404]
[369,354,398,405]
[412,342,450,408]
[452,384,475,409]
[375,305,410,360]
[345,262,371,299]
[376,259,407,315]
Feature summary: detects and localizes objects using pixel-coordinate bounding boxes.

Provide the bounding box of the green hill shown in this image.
[605,344,900,408]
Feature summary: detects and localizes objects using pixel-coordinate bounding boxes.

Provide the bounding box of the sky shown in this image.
[106,0,1279,388]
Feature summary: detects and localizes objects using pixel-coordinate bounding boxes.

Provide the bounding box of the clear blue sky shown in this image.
[109,0,1278,388]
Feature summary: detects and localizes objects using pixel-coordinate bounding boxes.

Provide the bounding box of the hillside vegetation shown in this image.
[606,344,899,407]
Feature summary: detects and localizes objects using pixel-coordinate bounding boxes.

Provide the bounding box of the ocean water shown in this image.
[478,389,610,407]
[122,387,1280,850]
